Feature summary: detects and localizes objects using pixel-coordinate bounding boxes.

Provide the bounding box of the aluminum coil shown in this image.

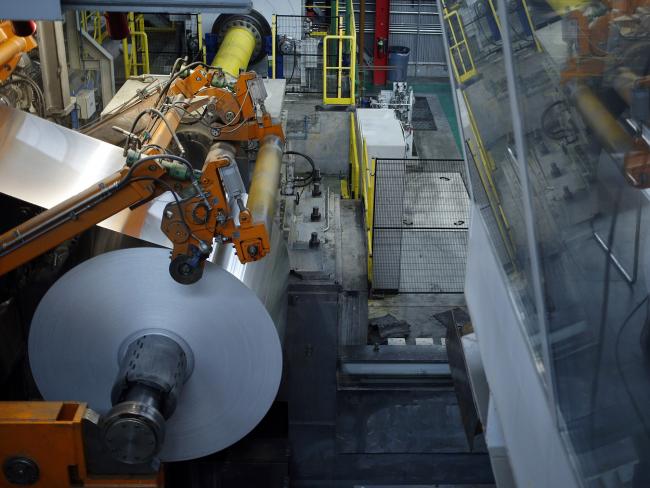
[29,243,288,461]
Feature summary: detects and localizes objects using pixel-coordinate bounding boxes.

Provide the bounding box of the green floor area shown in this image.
[410,81,462,153]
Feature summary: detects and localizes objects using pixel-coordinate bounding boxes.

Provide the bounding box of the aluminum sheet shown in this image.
[0,106,171,248]
[29,247,283,461]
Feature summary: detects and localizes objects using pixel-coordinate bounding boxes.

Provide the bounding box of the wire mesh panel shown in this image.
[274,15,339,94]
[372,158,469,293]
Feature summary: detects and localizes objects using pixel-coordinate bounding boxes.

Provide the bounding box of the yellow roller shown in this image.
[212,26,257,78]
[573,83,632,155]
[248,135,283,231]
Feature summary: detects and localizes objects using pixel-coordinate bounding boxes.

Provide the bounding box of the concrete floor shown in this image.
[281,89,491,486]
[414,94,462,160]
[282,88,470,345]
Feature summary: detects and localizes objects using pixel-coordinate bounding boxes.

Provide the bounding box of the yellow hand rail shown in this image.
[348,112,376,280]
[323,33,356,105]
[122,13,150,77]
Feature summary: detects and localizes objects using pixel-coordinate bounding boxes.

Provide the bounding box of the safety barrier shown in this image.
[439,0,520,267]
[323,0,356,105]
[122,13,150,77]
[372,158,469,293]
[271,14,332,94]
[80,12,107,44]
[348,112,375,280]
[272,0,356,105]
[441,4,478,85]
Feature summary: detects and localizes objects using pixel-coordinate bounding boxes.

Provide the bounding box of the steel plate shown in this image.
[28,247,283,461]
[0,106,171,247]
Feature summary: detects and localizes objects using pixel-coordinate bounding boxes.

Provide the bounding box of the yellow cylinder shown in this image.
[248,135,283,231]
[212,26,256,78]
[0,35,26,68]
[573,84,633,155]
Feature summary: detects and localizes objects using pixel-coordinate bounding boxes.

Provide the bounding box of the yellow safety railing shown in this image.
[323,33,356,105]
[347,112,376,280]
[361,140,375,280]
[80,12,107,44]
[323,0,356,105]
[484,0,541,52]
[443,7,478,84]
[122,13,150,77]
[466,141,517,264]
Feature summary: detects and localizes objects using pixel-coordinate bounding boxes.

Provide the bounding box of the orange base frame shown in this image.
[0,402,163,488]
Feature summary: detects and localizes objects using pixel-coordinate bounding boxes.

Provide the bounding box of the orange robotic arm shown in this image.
[0,21,37,82]
[0,67,284,283]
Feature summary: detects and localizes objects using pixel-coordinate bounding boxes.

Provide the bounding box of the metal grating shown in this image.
[372,159,469,293]
[412,96,437,130]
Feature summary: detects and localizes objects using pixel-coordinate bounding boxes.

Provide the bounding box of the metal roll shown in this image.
[212,25,257,78]
[573,83,633,155]
[213,222,288,338]
[28,242,288,462]
[247,135,284,232]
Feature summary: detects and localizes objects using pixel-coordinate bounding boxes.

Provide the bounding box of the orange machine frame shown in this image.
[0,402,163,487]
[0,21,37,82]
[0,66,284,278]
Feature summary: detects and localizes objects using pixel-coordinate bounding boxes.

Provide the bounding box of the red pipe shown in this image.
[373,0,390,85]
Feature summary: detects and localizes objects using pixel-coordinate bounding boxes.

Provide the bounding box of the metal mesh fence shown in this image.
[274,15,350,96]
[372,158,469,293]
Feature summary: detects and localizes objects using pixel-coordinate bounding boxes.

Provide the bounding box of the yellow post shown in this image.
[271,15,277,79]
[197,14,207,63]
[349,112,360,198]
[212,26,256,78]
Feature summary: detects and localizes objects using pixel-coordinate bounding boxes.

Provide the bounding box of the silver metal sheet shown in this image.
[0,106,171,247]
[29,247,283,461]
[212,223,288,338]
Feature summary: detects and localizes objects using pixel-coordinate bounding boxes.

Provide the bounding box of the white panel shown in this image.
[466,205,581,488]
[355,108,408,160]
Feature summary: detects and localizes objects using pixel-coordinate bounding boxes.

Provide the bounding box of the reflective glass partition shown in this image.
[441,0,650,483]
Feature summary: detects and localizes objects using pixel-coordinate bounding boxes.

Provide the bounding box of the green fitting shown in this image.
[125,149,141,166]
[162,161,193,181]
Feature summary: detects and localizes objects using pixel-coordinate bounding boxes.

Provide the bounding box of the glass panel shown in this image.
[441,0,549,373]
[505,0,650,483]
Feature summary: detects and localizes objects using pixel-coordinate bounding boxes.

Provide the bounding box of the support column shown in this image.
[373,0,390,85]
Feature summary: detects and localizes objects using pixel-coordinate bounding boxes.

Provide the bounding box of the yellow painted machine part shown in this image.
[212,26,256,77]
[545,0,590,13]
[574,83,632,155]
[247,135,284,231]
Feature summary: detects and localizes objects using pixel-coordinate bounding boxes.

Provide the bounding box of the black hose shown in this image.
[541,100,577,143]
[287,46,298,85]
[285,151,317,189]
[285,150,315,174]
